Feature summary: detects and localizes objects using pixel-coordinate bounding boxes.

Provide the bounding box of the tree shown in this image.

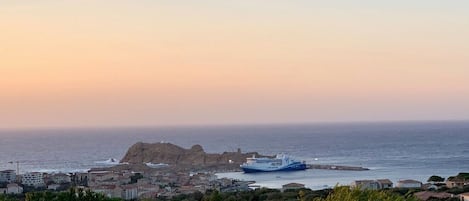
[208,190,222,201]
[313,186,419,201]
[0,195,17,201]
[427,175,445,183]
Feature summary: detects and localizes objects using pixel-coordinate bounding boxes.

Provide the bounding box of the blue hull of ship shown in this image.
[242,164,307,173]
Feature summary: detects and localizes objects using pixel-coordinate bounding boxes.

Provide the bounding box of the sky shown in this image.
[1,0,469,128]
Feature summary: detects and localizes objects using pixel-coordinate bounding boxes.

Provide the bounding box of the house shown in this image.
[351,180,380,190]
[0,170,16,183]
[88,171,122,187]
[22,172,45,187]
[377,179,393,189]
[72,172,88,186]
[91,185,121,198]
[0,188,7,194]
[446,177,465,188]
[50,173,71,184]
[460,192,469,201]
[137,184,159,199]
[6,183,23,194]
[413,191,453,201]
[396,179,422,188]
[282,183,305,192]
[121,184,138,200]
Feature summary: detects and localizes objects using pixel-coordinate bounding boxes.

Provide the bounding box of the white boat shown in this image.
[145,162,169,168]
[240,154,307,173]
[95,158,120,165]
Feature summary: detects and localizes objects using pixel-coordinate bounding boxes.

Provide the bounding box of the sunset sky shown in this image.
[1,1,469,128]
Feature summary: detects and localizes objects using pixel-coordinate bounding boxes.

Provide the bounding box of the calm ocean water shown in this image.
[1,121,468,189]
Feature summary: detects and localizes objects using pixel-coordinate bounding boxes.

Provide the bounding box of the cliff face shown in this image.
[120,142,265,166]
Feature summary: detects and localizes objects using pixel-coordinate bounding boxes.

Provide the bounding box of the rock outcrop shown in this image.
[120,142,266,167]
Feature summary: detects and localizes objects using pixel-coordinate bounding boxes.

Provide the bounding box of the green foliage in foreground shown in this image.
[0,194,18,201]
[24,188,122,201]
[156,188,330,201]
[1,186,420,201]
[313,186,418,201]
[157,186,417,201]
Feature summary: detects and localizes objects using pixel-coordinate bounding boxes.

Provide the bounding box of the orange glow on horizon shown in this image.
[1,1,469,128]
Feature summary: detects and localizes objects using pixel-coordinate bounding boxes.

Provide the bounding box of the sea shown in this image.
[1,121,468,190]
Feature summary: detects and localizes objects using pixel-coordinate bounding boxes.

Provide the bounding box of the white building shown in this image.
[6,183,23,194]
[121,184,138,200]
[22,172,45,187]
[396,179,422,188]
[351,180,380,190]
[0,170,16,183]
[376,179,393,189]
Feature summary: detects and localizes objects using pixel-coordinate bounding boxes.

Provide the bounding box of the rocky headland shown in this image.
[119,142,268,171]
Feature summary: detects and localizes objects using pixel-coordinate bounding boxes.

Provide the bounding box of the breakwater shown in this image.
[307,164,369,171]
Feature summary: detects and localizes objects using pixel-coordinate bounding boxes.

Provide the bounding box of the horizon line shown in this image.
[1,119,469,131]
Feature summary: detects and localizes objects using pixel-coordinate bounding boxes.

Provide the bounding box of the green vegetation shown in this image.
[0,185,427,201]
[24,188,122,201]
[455,172,469,180]
[155,188,330,201]
[0,195,18,201]
[313,186,418,201]
[156,186,417,201]
[428,175,445,183]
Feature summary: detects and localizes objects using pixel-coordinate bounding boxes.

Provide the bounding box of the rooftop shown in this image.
[377,179,393,184]
[398,179,422,184]
[414,191,453,201]
[282,183,305,188]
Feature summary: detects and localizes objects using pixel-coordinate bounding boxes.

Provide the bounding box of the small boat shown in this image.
[145,162,169,168]
[95,158,119,165]
[240,154,307,173]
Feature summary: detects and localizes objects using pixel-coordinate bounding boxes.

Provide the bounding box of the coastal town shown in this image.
[1,143,469,201]
[1,166,469,200]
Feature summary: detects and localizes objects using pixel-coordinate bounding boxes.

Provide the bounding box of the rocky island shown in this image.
[119,142,267,171]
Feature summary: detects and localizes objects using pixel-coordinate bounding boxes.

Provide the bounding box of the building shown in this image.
[281,183,305,192]
[446,177,465,188]
[121,184,138,200]
[0,170,16,183]
[414,191,453,201]
[88,171,119,187]
[50,173,71,184]
[396,179,422,188]
[6,183,23,194]
[22,172,45,187]
[460,192,469,201]
[137,184,159,199]
[72,172,88,186]
[91,184,139,200]
[376,179,393,189]
[91,185,121,198]
[351,179,393,190]
[351,180,380,190]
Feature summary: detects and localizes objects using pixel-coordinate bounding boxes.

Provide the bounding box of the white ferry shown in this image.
[240,154,307,173]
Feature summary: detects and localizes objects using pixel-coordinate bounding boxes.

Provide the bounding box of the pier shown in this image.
[307,164,369,171]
